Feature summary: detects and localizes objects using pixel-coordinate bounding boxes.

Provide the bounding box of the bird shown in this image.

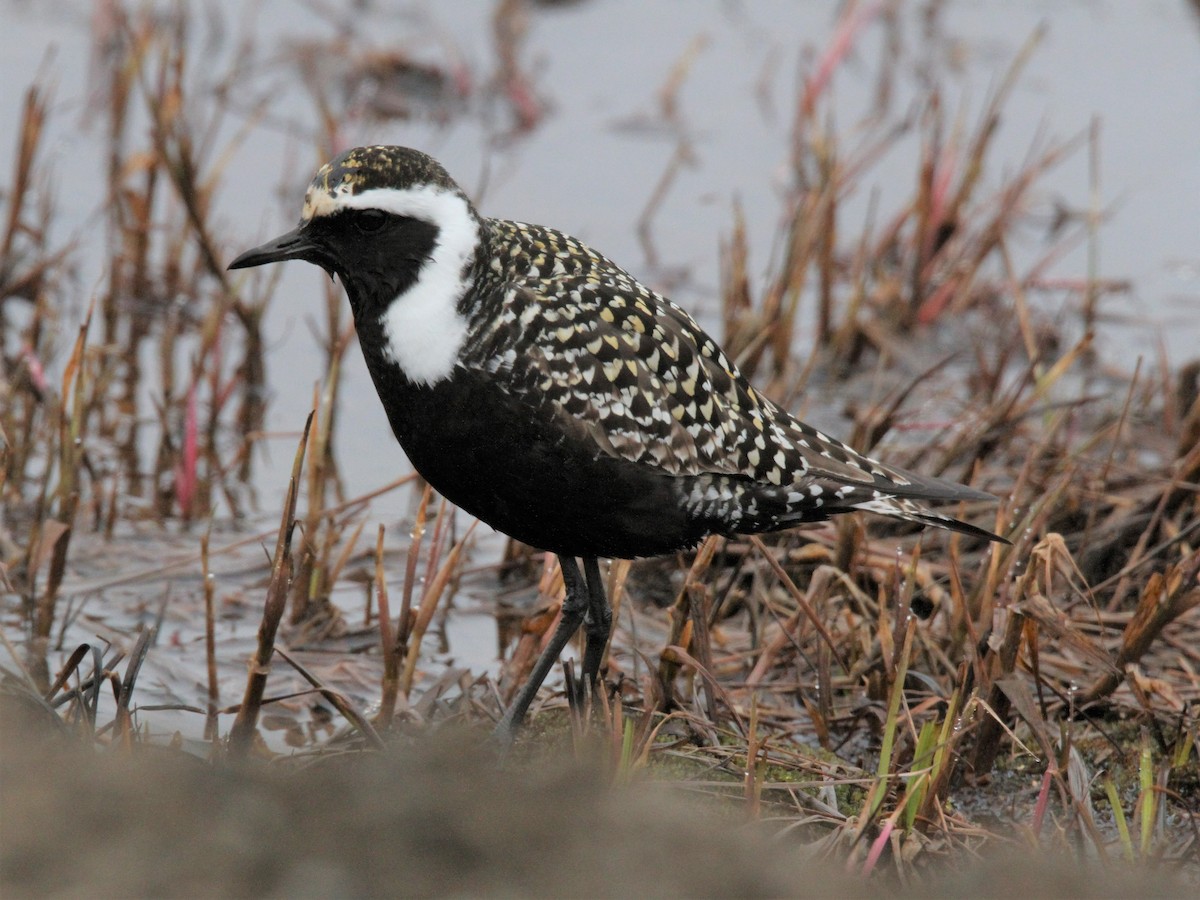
[229,145,1003,739]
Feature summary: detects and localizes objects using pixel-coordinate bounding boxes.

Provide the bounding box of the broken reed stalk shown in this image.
[656,535,720,707]
[30,302,94,671]
[288,383,323,623]
[228,412,312,758]
[969,603,1024,776]
[285,324,355,628]
[327,514,367,607]
[201,530,219,741]
[1079,565,1200,705]
[657,642,744,741]
[743,694,764,820]
[749,535,847,672]
[114,626,157,748]
[600,559,631,676]
[685,570,718,724]
[84,646,107,734]
[0,82,46,269]
[745,565,832,684]
[399,519,478,698]
[41,643,93,708]
[290,326,353,623]
[499,557,565,702]
[274,647,384,750]
[375,523,400,725]
[384,484,433,714]
[718,200,752,363]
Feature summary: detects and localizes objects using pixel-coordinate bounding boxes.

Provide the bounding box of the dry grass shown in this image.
[2,0,1197,893]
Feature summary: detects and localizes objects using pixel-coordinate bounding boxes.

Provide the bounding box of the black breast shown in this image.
[358,345,709,559]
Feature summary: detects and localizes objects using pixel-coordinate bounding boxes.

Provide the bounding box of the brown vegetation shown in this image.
[1,1,1196,893]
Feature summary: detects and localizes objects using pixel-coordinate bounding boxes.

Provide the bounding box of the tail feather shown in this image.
[845,493,1008,543]
[778,423,1007,541]
[767,478,1008,543]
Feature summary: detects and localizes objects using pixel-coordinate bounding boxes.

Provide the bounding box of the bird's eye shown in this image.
[355,209,387,232]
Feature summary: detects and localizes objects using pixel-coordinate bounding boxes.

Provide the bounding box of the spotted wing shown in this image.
[465,220,996,534]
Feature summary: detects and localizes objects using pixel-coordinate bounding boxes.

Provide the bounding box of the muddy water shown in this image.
[2,0,1198,746]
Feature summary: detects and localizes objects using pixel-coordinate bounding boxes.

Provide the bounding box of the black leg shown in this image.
[493,555,588,741]
[580,557,611,687]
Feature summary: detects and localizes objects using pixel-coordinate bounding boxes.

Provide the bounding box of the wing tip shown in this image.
[913,512,1011,544]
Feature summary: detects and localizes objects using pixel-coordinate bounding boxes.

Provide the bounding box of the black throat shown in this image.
[321,213,443,326]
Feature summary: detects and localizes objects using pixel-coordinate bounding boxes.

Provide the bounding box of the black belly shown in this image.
[362,360,709,559]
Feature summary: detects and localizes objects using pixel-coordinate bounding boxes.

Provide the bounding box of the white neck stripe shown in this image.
[309,184,478,387]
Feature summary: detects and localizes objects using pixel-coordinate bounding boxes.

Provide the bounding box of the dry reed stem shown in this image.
[375,523,400,725]
[750,536,849,673]
[0,84,46,267]
[274,647,384,750]
[656,535,720,706]
[201,530,218,741]
[228,412,312,758]
[401,520,478,698]
[1080,567,1200,705]
[113,626,155,748]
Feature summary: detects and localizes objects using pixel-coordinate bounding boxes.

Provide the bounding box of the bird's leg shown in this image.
[493,555,588,741]
[580,557,612,690]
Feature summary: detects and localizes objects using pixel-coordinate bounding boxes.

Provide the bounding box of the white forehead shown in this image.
[302,183,467,224]
[308,180,481,388]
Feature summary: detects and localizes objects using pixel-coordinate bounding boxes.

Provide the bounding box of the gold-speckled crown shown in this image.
[302,145,460,218]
